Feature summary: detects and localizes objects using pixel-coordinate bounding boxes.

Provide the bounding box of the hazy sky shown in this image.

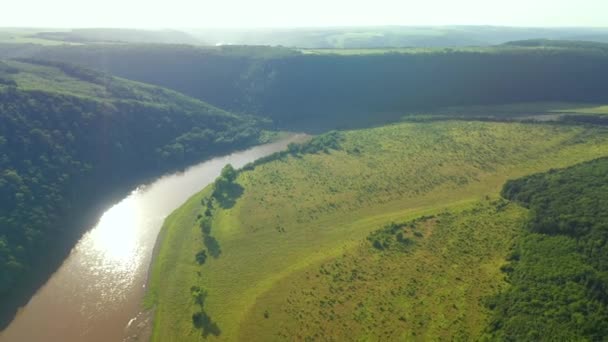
[3,0,608,28]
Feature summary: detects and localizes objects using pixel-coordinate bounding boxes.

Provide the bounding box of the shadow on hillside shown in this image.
[204,235,222,258]
[193,310,222,338]
[215,182,244,209]
[190,286,221,337]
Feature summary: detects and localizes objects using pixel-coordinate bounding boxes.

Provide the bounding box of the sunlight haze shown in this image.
[3,0,608,28]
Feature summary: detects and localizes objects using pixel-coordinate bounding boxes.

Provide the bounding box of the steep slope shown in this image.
[0,59,264,321]
[3,43,608,130]
[147,120,608,340]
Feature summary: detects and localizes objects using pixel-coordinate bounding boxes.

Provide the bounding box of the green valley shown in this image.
[2,23,608,342]
[147,120,608,340]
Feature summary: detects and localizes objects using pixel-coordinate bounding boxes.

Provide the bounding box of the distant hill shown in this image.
[2,41,608,131]
[31,28,203,45]
[5,26,608,48]
[503,38,608,49]
[7,42,608,130]
[187,26,608,48]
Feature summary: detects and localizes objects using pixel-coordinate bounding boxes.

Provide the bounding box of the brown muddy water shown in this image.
[0,134,307,342]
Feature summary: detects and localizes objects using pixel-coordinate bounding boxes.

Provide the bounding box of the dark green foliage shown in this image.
[196,195,221,260]
[200,216,212,235]
[488,158,608,340]
[212,164,243,209]
[190,285,221,337]
[191,311,221,337]
[195,250,207,265]
[203,236,221,259]
[190,285,207,306]
[367,216,432,252]
[0,60,262,300]
[502,158,608,237]
[287,131,342,155]
[243,131,342,171]
[11,44,608,130]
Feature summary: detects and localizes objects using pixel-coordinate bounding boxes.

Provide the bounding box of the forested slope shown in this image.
[0,59,264,318]
[488,158,608,340]
[3,42,608,129]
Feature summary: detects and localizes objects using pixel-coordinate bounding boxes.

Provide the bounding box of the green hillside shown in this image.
[147,120,608,340]
[488,158,608,340]
[0,58,264,317]
[3,42,608,130]
[243,200,526,341]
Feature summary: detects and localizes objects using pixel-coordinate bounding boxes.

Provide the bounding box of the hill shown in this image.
[187,26,608,48]
[0,58,265,325]
[31,28,202,45]
[146,120,608,340]
[4,42,608,130]
[0,28,202,45]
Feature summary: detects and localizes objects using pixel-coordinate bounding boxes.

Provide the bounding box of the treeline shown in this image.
[242,49,608,127]
[0,62,263,314]
[4,43,608,129]
[487,158,608,340]
[242,131,342,171]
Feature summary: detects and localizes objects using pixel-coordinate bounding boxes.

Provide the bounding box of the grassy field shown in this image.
[146,120,608,341]
[243,200,526,341]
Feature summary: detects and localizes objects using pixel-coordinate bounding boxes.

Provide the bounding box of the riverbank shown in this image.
[0,134,306,342]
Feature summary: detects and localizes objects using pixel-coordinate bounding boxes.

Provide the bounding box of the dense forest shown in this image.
[489,158,608,340]
[2,42,608,129]
[0,59,263,318]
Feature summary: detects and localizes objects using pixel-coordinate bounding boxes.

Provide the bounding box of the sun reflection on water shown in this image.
[88,193,141,263]
[73,189,147,306]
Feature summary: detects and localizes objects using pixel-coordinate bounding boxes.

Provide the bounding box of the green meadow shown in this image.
[244,200,526,341]
[146,120,608,341]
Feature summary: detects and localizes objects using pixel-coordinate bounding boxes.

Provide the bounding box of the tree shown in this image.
[195,250,207,265]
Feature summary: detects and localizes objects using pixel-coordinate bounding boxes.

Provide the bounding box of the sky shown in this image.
[2,0,608,28]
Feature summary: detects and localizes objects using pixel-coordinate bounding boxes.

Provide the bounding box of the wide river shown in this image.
[0,134,307,342]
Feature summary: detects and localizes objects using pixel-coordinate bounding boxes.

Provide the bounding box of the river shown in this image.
[0,134,307,342]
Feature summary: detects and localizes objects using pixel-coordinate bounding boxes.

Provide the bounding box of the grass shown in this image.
[243,200,527,341]
[146,120,608,341]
